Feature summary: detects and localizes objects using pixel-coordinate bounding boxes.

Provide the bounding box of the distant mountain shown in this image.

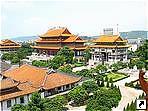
[11,36,38,42]
[120,31,148,39]
[4,30,147,42]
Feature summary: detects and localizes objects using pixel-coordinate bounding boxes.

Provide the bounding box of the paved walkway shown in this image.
[68,69,144,111]
[112,70,143,111]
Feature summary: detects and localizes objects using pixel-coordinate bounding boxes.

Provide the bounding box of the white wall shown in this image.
[0,95,30,111]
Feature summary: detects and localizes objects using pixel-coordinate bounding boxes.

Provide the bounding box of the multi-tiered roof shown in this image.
[91,35,130,48]
[0,39,21,49]
[32,27,86,50]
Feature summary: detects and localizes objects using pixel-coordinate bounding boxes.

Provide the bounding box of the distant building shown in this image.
[0,39,21,53]
[90,35,130,64]
[32,27,87,57]
[0,64,81,111]
[103,28,113,35]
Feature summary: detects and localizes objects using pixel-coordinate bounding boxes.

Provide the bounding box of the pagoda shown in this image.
[32,27,86,56]
[0,39,21,53]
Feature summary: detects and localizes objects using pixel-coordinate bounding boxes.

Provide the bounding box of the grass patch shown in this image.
[106,72,128,82]
[74,62,85,67]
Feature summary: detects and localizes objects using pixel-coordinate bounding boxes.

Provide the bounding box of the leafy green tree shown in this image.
[83,48,91,63]
[100,79,105,87]
[110,63,119,72]
[75,69,93,78]
[105,76,108,82]
[82,80,98,93]
[1,53,13,60]
[96,64,107,74]
[135,40,148,69]
[27,92,45,111]
[68,86,88,105]
[11,104,27,111]
[58,65,72,73]
[86,87,121,111]
[106,81,110,87]
[57,46,74,64]
[135,60,145,69]
[11,56,20,64]
[48,55,65,69]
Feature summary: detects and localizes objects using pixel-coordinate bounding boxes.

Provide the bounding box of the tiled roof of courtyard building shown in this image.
[0,81,37,101]
[0,78,19,90]
[93,35,127,43]
[1,64,81,101]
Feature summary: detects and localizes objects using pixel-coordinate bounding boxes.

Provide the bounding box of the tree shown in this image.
[75,69,92,78]
[95,74,104,86]
[27,92,45,111]
[48,55,65,69]
[58,65,72,73]
[106,81,110,87]
[11,104,27,111]
[100,79,105,87]
[83,48,91,63]
[86,87,121,111]
[110,63,119,72]
[57,46,74,64]
[11,56,20,64]
[82,80,98,93]
[135,40,148,69]
[68,86,88,105]
[96,64,107,74]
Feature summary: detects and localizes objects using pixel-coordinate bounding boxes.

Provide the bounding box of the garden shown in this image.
[106,72,129,82]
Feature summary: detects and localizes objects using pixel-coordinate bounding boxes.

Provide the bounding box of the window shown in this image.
[7,100,11,108]
[20,97,24,104]
[58,87,61,90]
[112,50,115,53]
[66,84,69,89]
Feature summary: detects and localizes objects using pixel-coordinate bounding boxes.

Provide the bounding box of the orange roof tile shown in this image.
[43,73,81,90]
[3,64,46,88]
[40,27,73,37]
[0,82,37,101]
[0,46,21,49]
[0,78,19,90]
[32,46,61,50]
[1,64,81,101]
[91,45,131,48]
[35,39,60,43]
[93,35,126,43]
[32,46,87,50]
[63,36,85,43]
[0,39,20,46]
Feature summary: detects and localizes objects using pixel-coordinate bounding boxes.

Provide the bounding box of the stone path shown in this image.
[112,70,143,111]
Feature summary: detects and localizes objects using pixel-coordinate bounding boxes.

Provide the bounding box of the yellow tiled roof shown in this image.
[91,45,131,48]
[93,35,126,43]
[1,64,81,101]
[40,27,73,37]
[0,39,20,46]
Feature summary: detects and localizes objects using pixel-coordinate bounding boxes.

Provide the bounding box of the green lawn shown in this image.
[106,73,128,82]
[74,62,85,67]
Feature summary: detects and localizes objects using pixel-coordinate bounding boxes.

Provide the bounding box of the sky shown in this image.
[1,0,148,38]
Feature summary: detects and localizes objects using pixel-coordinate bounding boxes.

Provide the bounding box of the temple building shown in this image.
[0,39,21,53]
[32,27,87,56]
[90,34,130,64]
[0,64,81,111]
